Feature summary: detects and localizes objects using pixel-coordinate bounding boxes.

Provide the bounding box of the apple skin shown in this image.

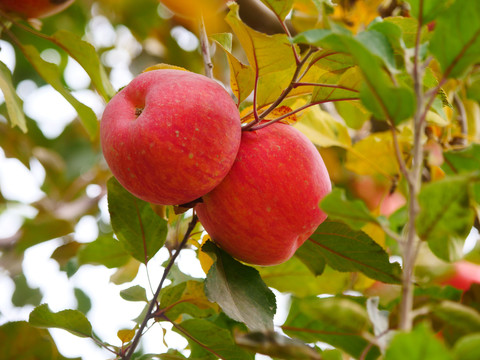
[101,69,241,205]
[442,260,480,291]
[0,0,75,19]
[195,122,332,266]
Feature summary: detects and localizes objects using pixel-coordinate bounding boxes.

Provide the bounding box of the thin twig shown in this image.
[198,13,213,79]
[242,47,317,131]
[122,215,198,360]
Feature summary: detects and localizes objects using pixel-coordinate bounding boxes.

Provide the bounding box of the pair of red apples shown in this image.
[101,70,332,266]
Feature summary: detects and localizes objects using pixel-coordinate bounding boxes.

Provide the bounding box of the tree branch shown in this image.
[122,214,198,360]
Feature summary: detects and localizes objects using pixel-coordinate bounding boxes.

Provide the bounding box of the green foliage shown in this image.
[107,177,168,263]
[1,0,480,358]
[203,241,276,331]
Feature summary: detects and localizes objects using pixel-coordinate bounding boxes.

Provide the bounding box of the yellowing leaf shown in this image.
[117,328,136,343]
[142,63,189,73]
[345,132,402,177]
[212,37,254,105]
[331,0,384,33]
[199,235,214,275]
[293,104,351,148]
[226,2,297,107]
[241,105,298,125]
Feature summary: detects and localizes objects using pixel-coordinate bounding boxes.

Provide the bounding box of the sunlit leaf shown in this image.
[283,296,379,359]
[210,33,233,52]
[0,321,67,360]
[294,104,351,148]
[110,258,141,285]
[107,177,168,264]
[335,100,371,129]
[158,280,218,321]
[430,0,480,78]
[259,0,294,20]
[0,61,27,132]
[117,328,136,344]
[384,323,452,360]
[309,221,402,283]
[226,2,296,107]
[29,304,93,338]
[77,235,130,269]
[212,36,254,104]
[50,30,116,101]
[345,131,400,177]
[310,66,361,102]
[259,257,351,297]
[203,241,276,331]
[417,175,476,262]
[20,45,98,139]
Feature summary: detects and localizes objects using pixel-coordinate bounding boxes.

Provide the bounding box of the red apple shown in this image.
[0,0,75,19]
[195,122,332,266]
[441,260,480,291]
[101,69,241,205]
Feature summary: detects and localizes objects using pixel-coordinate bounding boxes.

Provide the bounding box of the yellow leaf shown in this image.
[241,105,298,125]
[117,328,135,343]
[293,104,352,148]
[225,2,297,107]
[331,0,384,33]
[199,235,214,275]
[142,63,188,73]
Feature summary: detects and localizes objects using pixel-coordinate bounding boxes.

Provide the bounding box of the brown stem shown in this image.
[122,215,198,360]
[242,47,317,131]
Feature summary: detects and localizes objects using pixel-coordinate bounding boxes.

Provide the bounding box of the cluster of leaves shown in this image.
[1,0,480,359]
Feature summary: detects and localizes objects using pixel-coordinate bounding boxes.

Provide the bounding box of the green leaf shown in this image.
[107,177,168,264]
[203,241,276,331]
[310,65,361,103]
[443,144,480,174]
[77,235,130,268]
[320,188,381,230]
[433,300,480,333]
[74,288,92,315]
[384,323,452,360]
[283,296,379,359]
[453,333,480,360]
[120,285,148,302]
[430,0,480,78]
[29,304,93,338]
[405,0,453,25]
[20,45,98,139]
[12,274,42,308]
[308,221,402,283]
[259,256,351,297]
[175,318,254,360]
[259,0,294,20]
[0,321,66,360]
[210,33,233,52]
[0,61,27,132]
[235,331,321,360]
[159,280,217,321]
[50,30,116,101]
[17,216,74,252]
[294,30,415,123]
[357,30,396,70]
[294,239,326,276]
[416,175,476,262]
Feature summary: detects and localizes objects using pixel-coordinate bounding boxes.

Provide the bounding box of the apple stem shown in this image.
[199,13,214,79]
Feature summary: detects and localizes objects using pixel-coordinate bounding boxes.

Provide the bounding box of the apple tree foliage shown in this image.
[1,0,480,359]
